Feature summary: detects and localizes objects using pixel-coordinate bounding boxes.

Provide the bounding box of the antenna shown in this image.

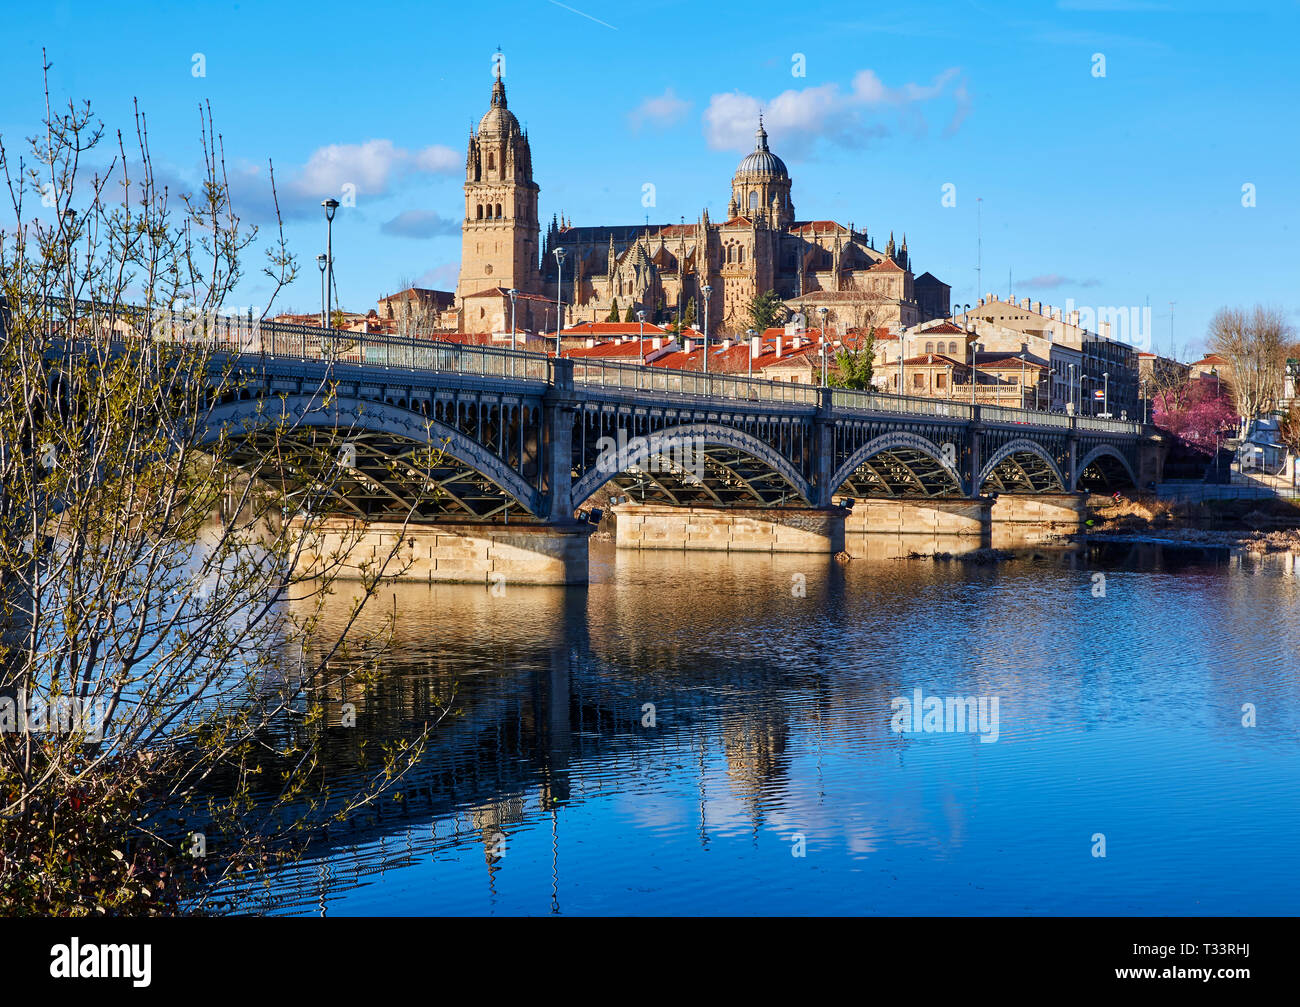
[976,197,983,298]
[1168,301,1175,358]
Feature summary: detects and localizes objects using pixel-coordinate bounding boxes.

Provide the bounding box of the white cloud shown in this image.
[414,263,459,289]
[703,67,969,155]
[380,209,461,239]
[286,140,460,201]
[628,88,692,130]
[1023,274,1102,289]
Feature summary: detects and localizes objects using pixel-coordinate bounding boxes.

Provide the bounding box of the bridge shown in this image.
[36,305,1163,583]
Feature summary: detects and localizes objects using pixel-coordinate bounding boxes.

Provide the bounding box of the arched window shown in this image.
[925,341,934,353]
[487,152,495,170]
[476,205,483,220]
[749,191,758,211]
[496,203,503,218]
[949,341,958,354]
[738,247,745,263]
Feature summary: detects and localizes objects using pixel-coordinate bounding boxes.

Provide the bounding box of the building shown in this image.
[448,69,949,337]
[957,295,1138,417]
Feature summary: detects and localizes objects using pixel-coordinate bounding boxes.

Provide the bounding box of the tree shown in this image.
[0,65,446,914]
[828,329,876,391]
[748,289,784,333]
[683,296,697,327]
[1209,305,1293,423]
[606,298,621,323]
[1279,407,1300,458]
[1153,377,1239,456]
[624,302,637,323]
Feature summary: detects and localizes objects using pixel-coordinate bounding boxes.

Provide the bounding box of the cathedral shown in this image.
[454,71,950,336]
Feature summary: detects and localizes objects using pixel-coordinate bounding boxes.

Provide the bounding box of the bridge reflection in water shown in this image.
[210,537,1300,917]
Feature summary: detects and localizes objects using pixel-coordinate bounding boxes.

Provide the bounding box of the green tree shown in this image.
[606,298,621,323]
[684,296,697,327]
[748,289,785,333]
[624,302,638,323]
[828,330,876,391]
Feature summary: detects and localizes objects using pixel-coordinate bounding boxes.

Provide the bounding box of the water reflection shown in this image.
[225,537,1300,916]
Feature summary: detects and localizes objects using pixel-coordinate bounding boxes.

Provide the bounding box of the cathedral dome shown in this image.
[478,78,519,135]
[734,120,788,178]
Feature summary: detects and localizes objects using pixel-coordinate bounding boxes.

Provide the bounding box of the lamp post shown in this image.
[1067,362,1076,414]
[554,247,567,357]
[1019,353,1027,409]
[637,309,646,365]
[701,284,712,373]
[970,342,981,406]
[321,198,339,358]
[317,254,328,329]
[508,288,518,348]
[1142,377,1149,425]
[817,306,830,387]
[746,327,756,380]
[1103,370,1110,417]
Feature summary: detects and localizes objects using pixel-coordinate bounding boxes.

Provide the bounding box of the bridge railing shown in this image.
[1075,414,1144,434]
[831,387,975,420]
[571,357,821,404]
[59,302,1149,434]
[979,404,1073,428]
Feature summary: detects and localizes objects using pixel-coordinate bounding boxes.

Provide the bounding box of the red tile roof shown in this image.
[563,339,667,359]
[561,321,668,336]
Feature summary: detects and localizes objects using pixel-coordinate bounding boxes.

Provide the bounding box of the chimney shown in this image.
[987,292,995,303]
[1020,297,1030,310]
[586,337,595,348]
[793,334,804,350]
[683,338,694,353]
[722,337,733,350]
[750,335,761,359]
[1031,301,1041,315]
[976,297,984,307]
[1068,310,1080,327]
[1052,307,1062,321]
[775,334,784,355]
[652,337,663,350]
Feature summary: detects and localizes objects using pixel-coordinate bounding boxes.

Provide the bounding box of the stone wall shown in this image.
[844,498,989,537]
[295,519,592,585]
[613,504,845,553]
[989,492,1087,533]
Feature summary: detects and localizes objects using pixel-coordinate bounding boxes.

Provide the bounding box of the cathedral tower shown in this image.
[457,71,542,301]
[728,117,794,228]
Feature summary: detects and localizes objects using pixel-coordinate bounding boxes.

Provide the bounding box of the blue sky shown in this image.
[3,0,1297,357]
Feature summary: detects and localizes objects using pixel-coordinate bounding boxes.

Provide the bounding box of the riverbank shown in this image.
[1079,492,1300,552]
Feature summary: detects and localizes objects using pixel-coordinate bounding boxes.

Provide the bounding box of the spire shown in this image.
[490,65,507,109]
[886,231,896,259]
[755,113,769,152]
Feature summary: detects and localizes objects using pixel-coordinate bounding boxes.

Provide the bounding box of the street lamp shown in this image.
[1103,370,1110,417]
[817,307,830,386]
[1019,353,1027,409]
[1068,362,1076,414]
[317,254,328,329]
[321,198,340,358]
[637,309,646,364]
[701,285,712,373]
[553,247,567,357]
[970,342,981,406]
[746,327,757,380]
[508,288,518,352]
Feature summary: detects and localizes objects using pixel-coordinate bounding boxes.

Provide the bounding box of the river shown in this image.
[229,537,1300,916]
